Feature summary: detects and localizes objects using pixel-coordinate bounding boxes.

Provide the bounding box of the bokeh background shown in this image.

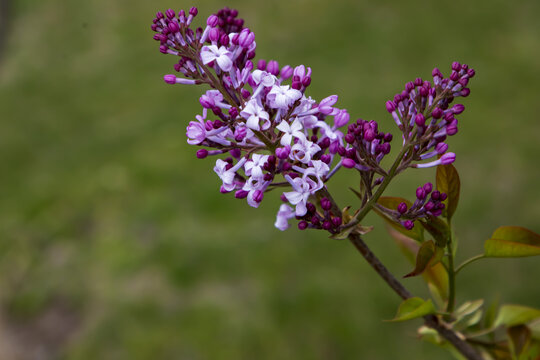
[1,0,539,359]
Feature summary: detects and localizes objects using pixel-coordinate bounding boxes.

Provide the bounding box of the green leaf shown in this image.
[484,226,540,257]
[507,325,531,359]
[420,216,450,247]
[436,164,461,220]
[453,300,484,329]
[404,240,444,278]
[375,197,424,242]
[494,305,540,328]
[388,297,436,322]
[390,228,448,305]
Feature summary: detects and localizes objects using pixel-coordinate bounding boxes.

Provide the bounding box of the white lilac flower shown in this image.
[274,204,295,231]
[244,154,269,179]
[303,160,330,190]
[290,134,321,164]
[276,118,304,146]
[242,176,269,208]
[267,85,302,110]
[250,69,277,98]
[200,45,233,72]
[214,157,247,192]
[240,99,270,131]
[283,175,319,216]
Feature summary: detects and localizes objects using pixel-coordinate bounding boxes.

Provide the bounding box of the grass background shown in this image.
[0,0,539,359]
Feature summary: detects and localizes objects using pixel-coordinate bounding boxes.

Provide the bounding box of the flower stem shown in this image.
[445,220,456,316]
[343,144,411,230]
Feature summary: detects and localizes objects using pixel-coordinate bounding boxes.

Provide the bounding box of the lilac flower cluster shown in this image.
[152,6,474,234]
[152,7,351,232]
[392,182,447,230]
[385,62,475,169]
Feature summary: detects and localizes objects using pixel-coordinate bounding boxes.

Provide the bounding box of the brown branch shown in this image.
[348,233,483,360]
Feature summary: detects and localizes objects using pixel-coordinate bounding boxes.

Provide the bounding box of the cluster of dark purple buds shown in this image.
[152,6,473,233]
[280,197,343,232]
[385,62,475,169]
[393,182,447,230]
[342,119,393,173]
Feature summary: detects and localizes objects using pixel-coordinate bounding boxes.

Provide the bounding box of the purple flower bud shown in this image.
[405,82,414,92]
[302,77,311,87]
[440,193,448,201]
[432,107,443,119]
[230,148,241,158]
[384,133,393,142]
[416,187,426,200]
[275,146,290,159]
[345,134,355,144]
[320,154,331,164]
[334,109,350,128]
[241,89,251,99]
[385,100,396,113]
[322,221,332,230]
[196,149,208,159]
[332,217,342,227]
[467,68,476,78]
[311,216,320,225]
[446,124,458,136]
[431,191,440,201]
[342,158,356,168]
[319,137,331,149]
[282,162,292,171]
[419,86,429,97]
[306,202,316,213]
[298,221,308,230]
[452,104,465,114]
[235,190,249,199]
[435,142,448,154]
[452,61,461,71]
[432,68,442,78]
[168,21,180,33]
[414,77,423,86]
[219,33,230,46]
[280,65,293,80]
[403,220,414,230]
[424,201,434,211]
[156,11,165,19]
[450,70,459,82]
[189,7,198,16]
[163,74,177,84]
[291,81,302,90]
[397,202,407,214]
[364,129,376,142]
[165,9,175,19]
[440,152,456,165]
[207,14,219,27]
[415,113,426,127]
[321,197,332,211]
[267,60,279,76]
[380,143,391,155]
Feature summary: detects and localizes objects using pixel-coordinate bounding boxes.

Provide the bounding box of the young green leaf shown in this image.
[404,240,444,278]
[420,216,450,247]
[388,297,437,322]
[436,164,460,220]
[484,226,540,257]
[375,197,424,242]
[494,304,540,328]
[390,228,448,305]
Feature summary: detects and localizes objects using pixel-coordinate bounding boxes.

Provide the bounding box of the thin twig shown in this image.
[348,233,483,360]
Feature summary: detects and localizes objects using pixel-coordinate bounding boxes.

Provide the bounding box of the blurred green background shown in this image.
[1,0,539,359]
